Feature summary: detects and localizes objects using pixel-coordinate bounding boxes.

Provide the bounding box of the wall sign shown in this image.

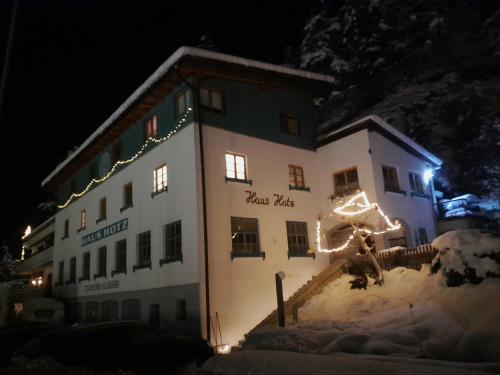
[81,218,128,247]
[84,280,120,293]
[245,190,295,207]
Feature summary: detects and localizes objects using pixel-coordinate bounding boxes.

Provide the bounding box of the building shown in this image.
[41,47,442,346]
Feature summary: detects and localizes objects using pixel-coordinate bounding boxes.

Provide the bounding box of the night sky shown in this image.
[0,0,321,254]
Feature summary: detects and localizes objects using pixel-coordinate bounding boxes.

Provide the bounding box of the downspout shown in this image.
[175,66,211,343]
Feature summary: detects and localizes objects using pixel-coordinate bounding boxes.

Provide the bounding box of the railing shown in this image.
[434,199,482,219]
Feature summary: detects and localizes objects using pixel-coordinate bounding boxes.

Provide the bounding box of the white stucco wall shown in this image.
[52,124,200,299]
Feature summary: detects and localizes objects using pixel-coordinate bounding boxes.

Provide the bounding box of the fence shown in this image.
[331,244,438,277]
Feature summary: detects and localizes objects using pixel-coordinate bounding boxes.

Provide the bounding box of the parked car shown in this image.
[12,321,214,374]
[0,321,59,365]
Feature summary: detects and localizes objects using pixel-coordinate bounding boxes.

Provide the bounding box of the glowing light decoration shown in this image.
[423,168,433,185]
[58,108,192,208]
[316,191,401,253]
[22,225,31,239]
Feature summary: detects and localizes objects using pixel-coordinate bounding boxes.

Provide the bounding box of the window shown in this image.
[89,162,98,180]
[122,299,141,320]
[164,221,182,262]
[123,183,133,209]
[409,172,424,194]
[289,165,305,188]
[149,304,160,328]
[96,246,107,277]
[81,252,90,281]
[63,219,69,239]
[69,257,76,283]
[57,261,64,285]
[200,87,223,113]
[334,168,359,196]
[175,89,191,118]
[101,300,119,322]
[85,301,99,324]
[225,152,246,181]
[286,221,310,257]
[112,142,123,164]
[153,164,167,194]
[176,299,187,321]
[280,112,300,136]
[231,217,261,256]
[388,237,407,248]
[114,239,127,275]
[98,198,106,221]
[383,165,400,191]
[143,116,157,140]
[418,228,428,245]
[137,231,151,267]
[79,210,86,230]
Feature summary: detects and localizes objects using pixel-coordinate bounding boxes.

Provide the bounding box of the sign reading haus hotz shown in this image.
[81,218,128,247]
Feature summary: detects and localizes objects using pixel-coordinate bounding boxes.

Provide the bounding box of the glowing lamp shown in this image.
[215,343,231,354]
[423,169,433,185]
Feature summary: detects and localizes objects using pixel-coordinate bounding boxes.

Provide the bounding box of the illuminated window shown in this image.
[409,172,424,194]
[289,165,305,188]
[123,183,133,209]
[138,231,151,267]
[382,165,400,191]
[200,87,224,113]
[231,217,260,255]
[225,153,246,181]
[153,164,167,193]
[98,198,106,221]
[286,221,309,256]
[79,210,86,230]
[334,168,359,195]
[280,112,300,136]
[143,116,157,140]
[175,89,191,118]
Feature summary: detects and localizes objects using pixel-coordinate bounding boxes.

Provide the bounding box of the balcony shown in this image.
[17,245,53,275]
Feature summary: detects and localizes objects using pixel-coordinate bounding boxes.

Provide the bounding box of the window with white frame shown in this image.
[137,231,151,267]
[175,90,191,118]
[333,168,359,196]
[231,217,260,255]
[409,172,424,194]
[165,220,182,259]
[200,87,223,113]
[286,221,309,256]
[153,164,167,193]
[225,153,246,181]
[382,165,400,191]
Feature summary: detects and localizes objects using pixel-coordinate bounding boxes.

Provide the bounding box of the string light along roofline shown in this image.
[316,191,401,253]
[57,108,192,209]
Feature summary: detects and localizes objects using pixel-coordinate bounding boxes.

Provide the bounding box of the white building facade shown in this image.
[42,47,441,346]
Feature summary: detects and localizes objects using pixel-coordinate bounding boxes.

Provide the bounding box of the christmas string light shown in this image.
[58,108,192,209]
[316,191,401,253]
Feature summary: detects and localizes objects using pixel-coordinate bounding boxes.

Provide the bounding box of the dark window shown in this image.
[123,183,133,208]
[63,219,69,238]
[334,168,359,195]
[409,172,424,194]
[176,299,187,321]
[165,221,182,258]
[122,299,141,320]
[149,304,160,328]
[82,252,90,280]
[89,162,98,180]
[200,87,224,113]
[289,165,305,188]
[99,198,106,221]
[138,231,151,266]
[70,179,76,193]
[69,257,76,283]
[419,228,429,245]
[225,152,246,180]
[231,217,260,255]
[383,165,400,191]
[85,301,99,324]
[97,246,107,276]
[101,300,119,322]
[175,89,191,118]
[280,112,300,136]
[143,116,157,141]
[57,261,64,284]
[112,142,123,164]
[286,221,309,256]
[115,239,127,272]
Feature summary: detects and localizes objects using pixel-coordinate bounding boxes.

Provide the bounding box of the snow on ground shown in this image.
[203,350,500,375]
[242,265,500,362]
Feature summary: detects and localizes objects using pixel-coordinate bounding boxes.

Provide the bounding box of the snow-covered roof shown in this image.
[42,47,335,187]
[321,115,443,167]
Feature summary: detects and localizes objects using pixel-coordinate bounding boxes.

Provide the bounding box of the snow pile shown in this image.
[243,265,500,362]
[431,230,500,286]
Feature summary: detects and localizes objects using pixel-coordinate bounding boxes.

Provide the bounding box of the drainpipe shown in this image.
[175,66,211,343]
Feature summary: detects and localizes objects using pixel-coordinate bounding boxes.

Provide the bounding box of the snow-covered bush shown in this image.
[431,229,500,287]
